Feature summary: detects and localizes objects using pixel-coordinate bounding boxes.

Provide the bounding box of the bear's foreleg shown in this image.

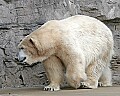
[64,55,87,89]
[43,56,64,91]
[81,59,106,89]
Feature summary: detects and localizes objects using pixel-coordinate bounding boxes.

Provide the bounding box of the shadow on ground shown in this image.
[0,86,120,96]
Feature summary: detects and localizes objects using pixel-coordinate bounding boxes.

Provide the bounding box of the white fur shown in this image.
[18,15,114,91]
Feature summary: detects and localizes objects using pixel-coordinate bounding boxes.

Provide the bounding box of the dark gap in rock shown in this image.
[15,7,24,9]
[103,18,120,23]
[36,20,45,25]
[0,47,8,56]
[40,72,45,74]
[39,75,44,78]
[4,0,12,3]
[115,35,120,37]
[23,33,29,36]
[0,27,10,30]
[4,60,11,62]
[42,82,45,85]
[19,75,25,86]
[89,7,98,11]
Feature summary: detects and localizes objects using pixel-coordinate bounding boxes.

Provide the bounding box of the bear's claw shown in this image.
[44,85,60,91]
[98,82,103,87]
[98,82,112,87]
[80,82,92,89]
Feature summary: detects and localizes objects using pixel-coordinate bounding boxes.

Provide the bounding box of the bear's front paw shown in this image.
[44,84,60,91]
[80,82,92,89]
[80,82,97,89]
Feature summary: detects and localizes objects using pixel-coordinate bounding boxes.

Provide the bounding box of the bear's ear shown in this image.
[29,38,39,50]
[29,38,35,46]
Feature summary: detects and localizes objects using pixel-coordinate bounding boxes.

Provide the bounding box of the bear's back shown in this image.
[59,15,112,38]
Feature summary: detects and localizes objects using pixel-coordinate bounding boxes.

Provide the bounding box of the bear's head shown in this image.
[15,30,58,65]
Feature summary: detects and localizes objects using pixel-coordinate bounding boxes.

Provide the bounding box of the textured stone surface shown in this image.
[0,0,120,88]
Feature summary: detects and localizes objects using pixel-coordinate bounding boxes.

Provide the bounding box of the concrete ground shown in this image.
[0,86,120,96]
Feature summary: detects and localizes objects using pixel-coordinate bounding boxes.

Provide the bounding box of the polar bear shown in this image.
[16,15,113,91]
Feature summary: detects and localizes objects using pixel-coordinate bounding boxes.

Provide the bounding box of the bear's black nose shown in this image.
[19,57,26,62]
[15,55,26,62]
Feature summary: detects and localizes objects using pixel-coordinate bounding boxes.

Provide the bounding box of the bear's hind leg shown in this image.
[98,66,112,87]
[43,56,64,91]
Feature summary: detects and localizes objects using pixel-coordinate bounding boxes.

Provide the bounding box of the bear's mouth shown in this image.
[14,59,41,67]
[15,60,40,67]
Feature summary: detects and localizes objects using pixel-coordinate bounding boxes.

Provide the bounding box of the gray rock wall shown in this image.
[0,0,120,88]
